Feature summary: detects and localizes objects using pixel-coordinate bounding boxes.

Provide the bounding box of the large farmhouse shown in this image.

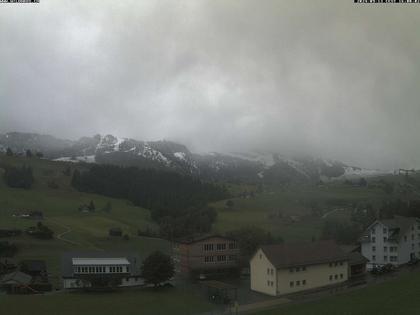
[173,235,240,278]
[250,240,349,296]
[360,216,420,269]
[61,251,143,289]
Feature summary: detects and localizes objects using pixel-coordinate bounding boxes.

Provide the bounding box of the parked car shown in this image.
[381,264,396,273]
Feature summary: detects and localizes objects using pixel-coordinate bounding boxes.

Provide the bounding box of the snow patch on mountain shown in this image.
[341,166,390,178]
[138,142,170,165]
[174,152,186,161]
[53,155,96,163]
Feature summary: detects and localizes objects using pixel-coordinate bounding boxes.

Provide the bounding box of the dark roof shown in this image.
[260,240,348,269]
[339,245,360,254]
[61,251,142,278]
[381,216,419,241]
[347,252,369,265]
[175,234,236,245]
[20,260,47,272]
[362,216,420,242]
[1,271,32,285]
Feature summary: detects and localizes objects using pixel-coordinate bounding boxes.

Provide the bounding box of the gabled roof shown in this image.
[260,240,348,269]
[362,216,420,242]
[1,271,32,285]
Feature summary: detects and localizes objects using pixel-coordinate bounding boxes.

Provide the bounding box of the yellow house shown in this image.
[250,240,349,296]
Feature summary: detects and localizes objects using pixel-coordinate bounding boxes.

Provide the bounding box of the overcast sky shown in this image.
[1,0,420,169]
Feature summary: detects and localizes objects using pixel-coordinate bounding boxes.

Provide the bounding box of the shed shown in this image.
[0,271,34,294]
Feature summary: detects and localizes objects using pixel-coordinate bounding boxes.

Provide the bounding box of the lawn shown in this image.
[252,270,420,315]
[0,287,213,315]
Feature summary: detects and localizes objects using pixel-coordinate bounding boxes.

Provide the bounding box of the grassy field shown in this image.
[212,183,391,241]
[0,287,213,315]
[252,269,420,315]
[0,155,169,288]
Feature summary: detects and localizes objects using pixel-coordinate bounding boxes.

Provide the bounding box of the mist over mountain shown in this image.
[0,131,388,184]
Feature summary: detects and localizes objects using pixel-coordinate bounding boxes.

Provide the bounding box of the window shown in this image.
[329,263,333,267]
[329,275,333,281]
[334,262,338,267]
[267,280,270,286]
[289,281,294,287]
[217,255,226,262]
[296,280,300,286]
[302,266,306,271]
[229,242,237,249]
[383,237,387,242]
[372,255,376,261]
[216,243,226,251]
[372,228,376,235]
[339,262,343,266]
[340,274,343,279]
[334,274,338,280]
[302,280,306,285]
[204,256,214,263]
[383,228,387,234]
[289,268,294,273]
[372,237,376,242]
[390,256,397,262]
[204,244,214,251]
[372,246,376,252]
[412,244,415,250]
[384,246,388,252]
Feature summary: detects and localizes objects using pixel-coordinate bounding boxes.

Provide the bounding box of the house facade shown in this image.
[174,235,240,278]
[250,240,349,296]
[61,252,143,289]
[360,216,420,270]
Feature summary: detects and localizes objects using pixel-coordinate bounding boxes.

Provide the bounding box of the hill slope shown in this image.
[0,132,389,184]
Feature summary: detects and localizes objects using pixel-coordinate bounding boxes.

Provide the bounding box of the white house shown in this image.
[360,216,420,270]
[250,240,349,296]
[61,252,144,289]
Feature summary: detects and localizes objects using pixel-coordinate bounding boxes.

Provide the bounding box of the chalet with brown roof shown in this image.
[250,240,349,296]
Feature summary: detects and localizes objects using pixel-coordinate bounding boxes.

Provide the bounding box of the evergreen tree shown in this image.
[25,149,33,158]
[6,148,13,156]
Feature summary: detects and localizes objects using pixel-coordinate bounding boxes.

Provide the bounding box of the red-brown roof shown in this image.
[260,240,348,268]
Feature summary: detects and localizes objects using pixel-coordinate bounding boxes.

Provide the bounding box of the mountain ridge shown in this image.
[0,131,388,184]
